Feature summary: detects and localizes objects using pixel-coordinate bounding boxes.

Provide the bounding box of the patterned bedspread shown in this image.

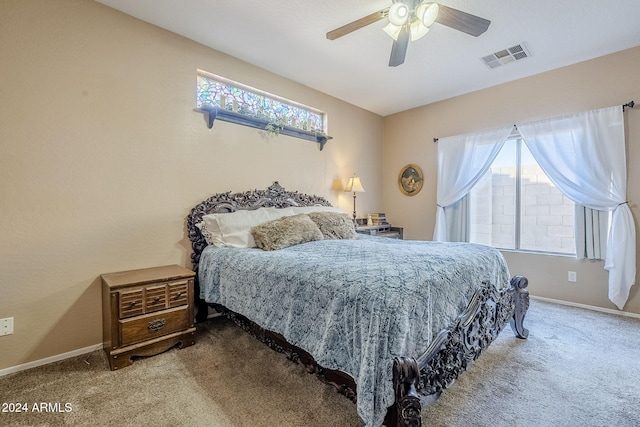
[198,235,510,427]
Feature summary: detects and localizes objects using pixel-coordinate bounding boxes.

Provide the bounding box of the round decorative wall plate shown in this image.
[398,164,423,196]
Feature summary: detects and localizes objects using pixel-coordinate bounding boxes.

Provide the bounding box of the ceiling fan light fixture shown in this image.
[415,2,439,27]
[383,22,402,40]
[388,2,410,26]
[409,20,429,41]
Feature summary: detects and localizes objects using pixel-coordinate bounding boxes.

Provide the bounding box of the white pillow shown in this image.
[195,220,224,247]
[290,205,344,215]
[198,207,295,248]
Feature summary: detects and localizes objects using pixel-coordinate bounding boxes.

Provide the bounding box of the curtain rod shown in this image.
[433,100,635,143]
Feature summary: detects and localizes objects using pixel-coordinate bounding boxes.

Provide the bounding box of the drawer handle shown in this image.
[147,319,166,332]
[129,301,138,307]
[175,292,183,298]
[154,296,161,302]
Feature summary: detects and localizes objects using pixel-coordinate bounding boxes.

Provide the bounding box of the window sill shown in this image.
[498,248,577,258]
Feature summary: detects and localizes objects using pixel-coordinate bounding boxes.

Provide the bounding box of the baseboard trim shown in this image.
[531,296,640,320]
[0,343,103,378]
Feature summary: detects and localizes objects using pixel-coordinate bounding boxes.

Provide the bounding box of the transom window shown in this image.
[469,138,576,255]
[196,70,326,133]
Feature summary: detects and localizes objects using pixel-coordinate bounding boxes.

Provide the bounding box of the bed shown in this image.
[187,182,529,427]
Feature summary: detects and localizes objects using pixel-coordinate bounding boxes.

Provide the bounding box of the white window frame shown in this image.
[470,136,576,256]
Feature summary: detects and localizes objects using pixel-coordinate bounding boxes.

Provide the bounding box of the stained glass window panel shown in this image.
[196,70,326,133]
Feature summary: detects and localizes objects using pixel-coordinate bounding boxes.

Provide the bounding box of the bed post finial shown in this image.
[391,357,422,427]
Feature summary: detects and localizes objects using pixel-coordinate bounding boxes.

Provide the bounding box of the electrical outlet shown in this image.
[568,271,577,282]
[1,317,14,336]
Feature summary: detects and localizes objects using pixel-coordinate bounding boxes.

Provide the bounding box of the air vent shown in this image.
[481,43,531,69]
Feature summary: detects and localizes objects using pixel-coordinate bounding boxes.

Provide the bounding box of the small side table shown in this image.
[356,224,403,239]
[101,264,196,370]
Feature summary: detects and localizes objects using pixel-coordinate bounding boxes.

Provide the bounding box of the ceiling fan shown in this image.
[326,1,491,67]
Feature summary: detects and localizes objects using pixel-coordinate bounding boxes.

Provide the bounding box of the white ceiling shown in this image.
[96,0,640,116]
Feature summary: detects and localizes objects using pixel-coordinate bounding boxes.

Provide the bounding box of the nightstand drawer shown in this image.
[168,281,189,307]
[119,289,144,318]
[119,306,190,347]
[145,285,167,313]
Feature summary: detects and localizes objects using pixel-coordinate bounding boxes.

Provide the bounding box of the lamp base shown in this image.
[352,193,357,223]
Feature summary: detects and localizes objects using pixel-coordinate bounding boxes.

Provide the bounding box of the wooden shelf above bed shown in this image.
[197,105,332,151]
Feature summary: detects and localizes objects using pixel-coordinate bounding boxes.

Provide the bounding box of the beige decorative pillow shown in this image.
[251,214,323,251]
[307,212,358,240]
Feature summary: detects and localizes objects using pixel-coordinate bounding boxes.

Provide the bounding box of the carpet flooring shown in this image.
[1,299,639,427]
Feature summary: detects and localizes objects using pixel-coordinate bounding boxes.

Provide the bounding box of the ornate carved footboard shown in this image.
[387,276,529,427]
[186,183,530,427]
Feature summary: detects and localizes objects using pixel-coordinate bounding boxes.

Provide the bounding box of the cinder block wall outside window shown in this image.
[471,167,575,254]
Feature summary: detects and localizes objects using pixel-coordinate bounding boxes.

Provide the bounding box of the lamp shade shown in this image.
[416,2,439,26]
[383,22,402,41]
[345,176,365,193]
[388,2,409,26]
[410,20,429,41]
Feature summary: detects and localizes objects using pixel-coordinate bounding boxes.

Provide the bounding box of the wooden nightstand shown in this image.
[101,264,196,370]
[356,224,403,239]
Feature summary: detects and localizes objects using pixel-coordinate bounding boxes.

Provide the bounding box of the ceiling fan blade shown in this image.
[326,7,390,40]
[435,4,490,37]
[389,25,410,67]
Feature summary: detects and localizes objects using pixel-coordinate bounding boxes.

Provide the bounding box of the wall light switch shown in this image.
[568,271,577,282]
[0,317,14,336]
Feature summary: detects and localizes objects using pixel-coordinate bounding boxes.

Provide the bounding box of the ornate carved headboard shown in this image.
[186,181,332,273]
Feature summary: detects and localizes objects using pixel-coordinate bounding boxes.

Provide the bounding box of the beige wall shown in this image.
[383,47,640,315]
[0,0,383,370]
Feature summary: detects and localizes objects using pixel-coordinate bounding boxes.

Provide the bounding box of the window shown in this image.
[469,138,576,255]
[196,70,326,133]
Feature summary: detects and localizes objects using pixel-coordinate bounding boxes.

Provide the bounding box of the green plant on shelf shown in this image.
[264,117,288,136]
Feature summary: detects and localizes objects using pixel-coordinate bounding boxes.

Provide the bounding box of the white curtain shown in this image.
[444,195,470,242]
[433,126,513,241]
[517,106,635,309]
[575,205,609,260]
